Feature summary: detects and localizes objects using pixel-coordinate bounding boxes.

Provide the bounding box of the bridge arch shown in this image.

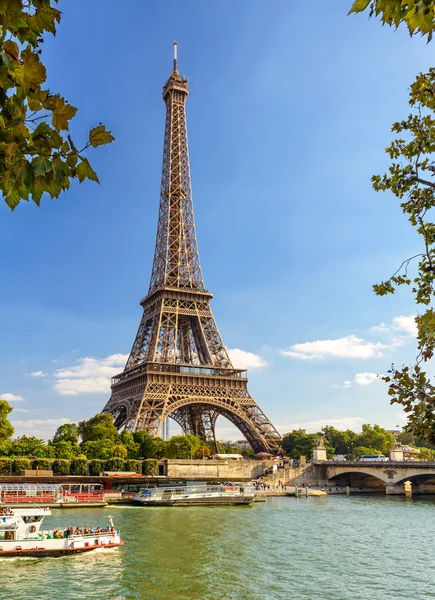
[326,470,388,487]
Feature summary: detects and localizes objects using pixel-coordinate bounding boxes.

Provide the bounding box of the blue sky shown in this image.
[0,1,431,440]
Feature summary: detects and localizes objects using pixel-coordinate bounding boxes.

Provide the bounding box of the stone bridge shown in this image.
[313,461,435,494]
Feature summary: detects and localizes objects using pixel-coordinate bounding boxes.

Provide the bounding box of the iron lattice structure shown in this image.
[102,44,281,453]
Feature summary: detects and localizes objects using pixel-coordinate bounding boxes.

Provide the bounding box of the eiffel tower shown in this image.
[102,44,281,453]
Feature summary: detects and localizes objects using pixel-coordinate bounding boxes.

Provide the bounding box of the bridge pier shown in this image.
[385,484,405,495]
[386,482,412,496]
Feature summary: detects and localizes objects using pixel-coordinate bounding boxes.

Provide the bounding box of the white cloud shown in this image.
[0,393,23,402]
[332,381,352,389]
[371,314,417,338]
[393,315,418,337]
[12,408,30,413]
[354,372,380,386]
[371,322,390,333]
[282,335,386,360]
[29,371,47,378]
[53,354,128,396]
[11,418,71,428]
[11,418,72,439]
[333,372,382,389]
[290,417,366,433]
[227,348,267,370]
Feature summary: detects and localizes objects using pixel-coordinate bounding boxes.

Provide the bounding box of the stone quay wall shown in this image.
[162,459,270,480]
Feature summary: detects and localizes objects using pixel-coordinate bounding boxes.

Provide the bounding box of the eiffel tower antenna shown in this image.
[102,44,281,453]
[173,41,178,73]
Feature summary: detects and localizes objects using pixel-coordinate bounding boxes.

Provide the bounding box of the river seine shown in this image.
[2,495,433,599]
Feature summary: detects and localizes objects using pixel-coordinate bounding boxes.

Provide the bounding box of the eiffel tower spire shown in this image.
[149,41,204,294]
[102,45,281,453]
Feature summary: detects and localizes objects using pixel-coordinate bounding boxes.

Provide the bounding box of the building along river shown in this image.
[1,495,433,599]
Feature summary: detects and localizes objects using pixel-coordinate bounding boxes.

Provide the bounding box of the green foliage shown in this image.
[321,426,357,455]
[119,431,139,459]
[0,457,12,474]
[81,439,114,460]
[363,66,435,444]
[89,459,105,476]
[132,431,158,458]
[166,434,202,459]
[32,458,51,470]
[52,459,70,475]
[105,457,124,471]
[111,444,128,459]
[281,429,320,459]
[125,459,141,474]
[13,457,30,472]
[52,440,78,460]
[0,0,114,209]
[0,399,14,443]
[10,435,48,457]
[349,0,435,41]
[142,458,158,476]
[417,446,434,460]
[51,423,79,445]
[79,414,118,444]
[194,445,211,459]
[354,424,395,455]
[70,458,87,476]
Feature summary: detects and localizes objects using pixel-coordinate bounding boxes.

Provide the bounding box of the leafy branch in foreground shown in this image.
[349,0,435,42]
[0,0,114,210]
[372,68,435,443]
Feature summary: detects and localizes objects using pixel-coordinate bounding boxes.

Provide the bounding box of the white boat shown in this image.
[132,483,255,506]
[0,507,123,557]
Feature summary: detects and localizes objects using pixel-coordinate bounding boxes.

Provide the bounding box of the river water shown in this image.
[2,495,434,599]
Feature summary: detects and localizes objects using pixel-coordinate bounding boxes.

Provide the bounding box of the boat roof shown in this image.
[5,508,51,516]
[0,483,62,492]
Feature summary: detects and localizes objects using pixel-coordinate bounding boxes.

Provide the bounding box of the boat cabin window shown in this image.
[22,515,43,523]
[0,531,15,540]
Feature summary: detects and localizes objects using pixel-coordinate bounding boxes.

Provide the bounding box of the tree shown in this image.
[78,414,118,444]
[281,429,319,459]
[9,435,48,457]
[354,424,395,455]
[417,447,434,460]
[166,434,202,459]
[0,399,13,444]
[349,1,435,42]
[349,2,435,445]
[80,439,113,460]
[194,445,211,459]
[111,444,128,459]
[132,431,157,458]
[0,0,114,209]
[321,426,357,455]
[51,423,79,445]
[119,431,139,459]
[52,440,77,460]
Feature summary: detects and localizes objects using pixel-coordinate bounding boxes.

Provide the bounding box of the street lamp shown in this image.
[139,457,144,476]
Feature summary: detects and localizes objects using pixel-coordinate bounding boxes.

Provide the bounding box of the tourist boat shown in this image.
[132,483,255,506]
[0,507,123,557]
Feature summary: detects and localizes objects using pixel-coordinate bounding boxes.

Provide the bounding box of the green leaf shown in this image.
[76,157,99,184]
[30,177,45,206]
[51,97,77,131]
[13,49,46,95]
[348,0,371,15]
[4,40,19,62]
[32,155,52,176]
[89,125,115,148]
